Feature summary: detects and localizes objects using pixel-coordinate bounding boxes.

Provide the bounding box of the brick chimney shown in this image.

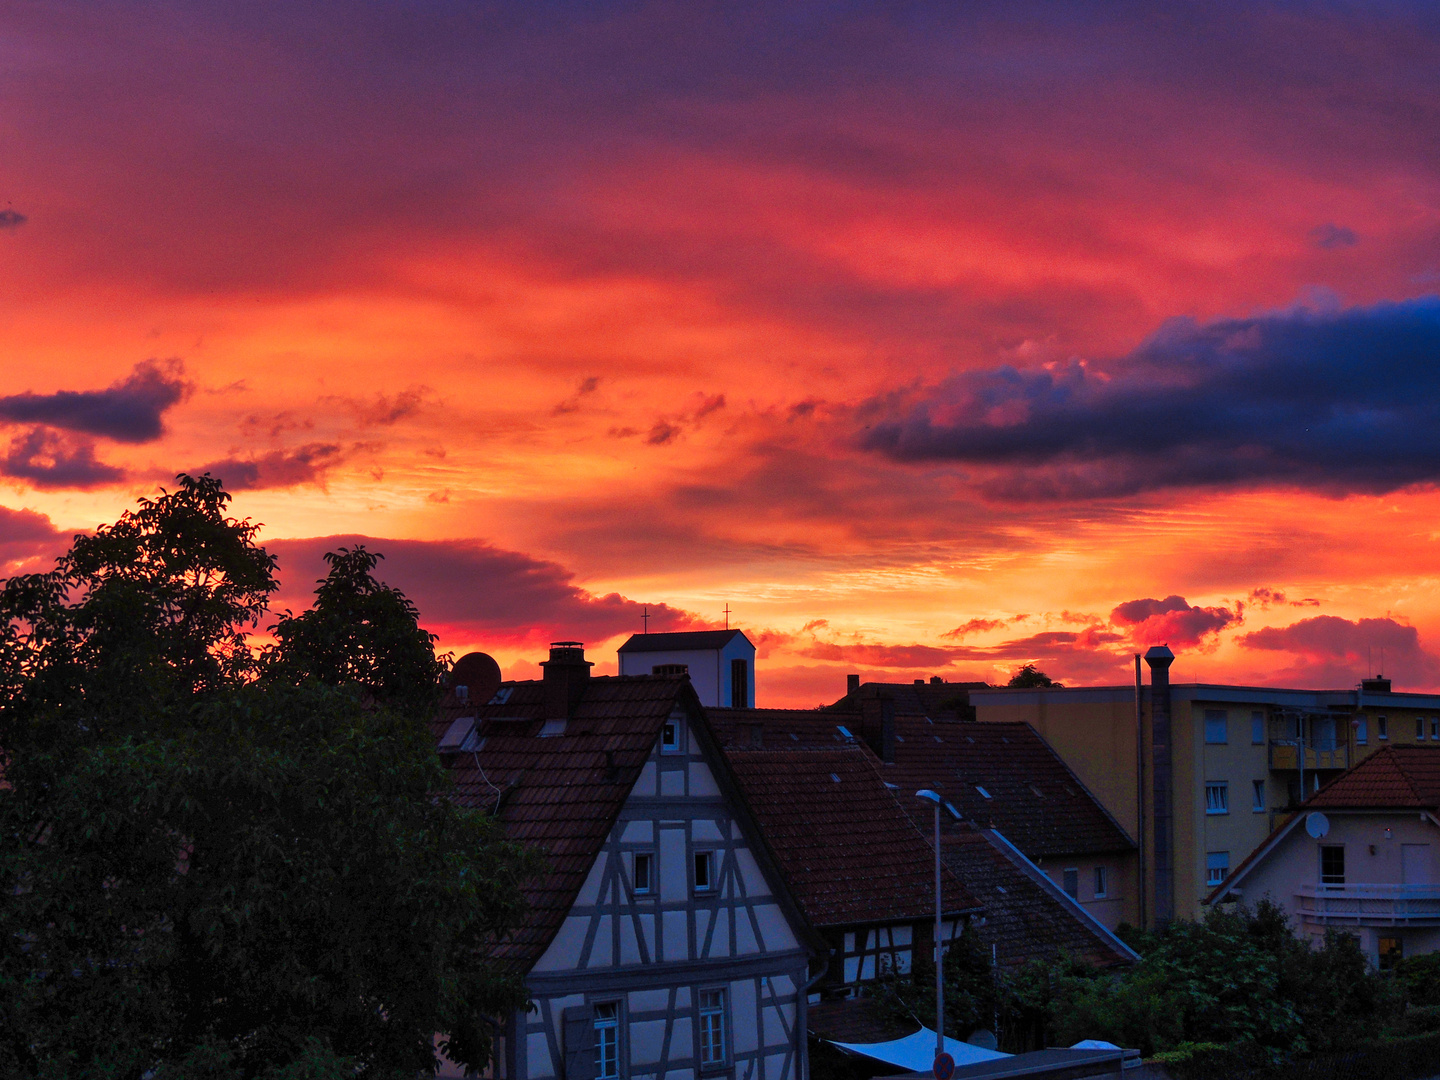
[847,673,860,696]
[541,641,592,720]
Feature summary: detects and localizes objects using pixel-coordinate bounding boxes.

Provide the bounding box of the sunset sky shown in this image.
[4,1,1440,704]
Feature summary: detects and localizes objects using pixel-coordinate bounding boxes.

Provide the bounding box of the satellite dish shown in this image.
[450,652,502,705]
[1306,812,1330,839]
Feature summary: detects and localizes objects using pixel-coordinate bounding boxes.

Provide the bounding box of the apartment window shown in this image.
[730,658,749,708]
[698,988,729,1069]
[1431,717,1439,740]
[1252,780,1266,812]
[594,1002,621,1080]
[1378,715,1388,740]
[1251,711,1265,745]
[632,852,653,895]
[1320,845,1345,887]
[1379,936,1404,972]
[1062,867,1079,899]
[1418,716,1426,741]
[693,850,715,893]
[1356,715,1368,745]
[661,717,681,753]
[1205,782,1229,815]
[1094,865,1108,899]
[1206,851,1230,887]
[1204,709,1228,744]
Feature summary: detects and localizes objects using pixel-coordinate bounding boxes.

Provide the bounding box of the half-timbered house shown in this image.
[435,644,820,1080]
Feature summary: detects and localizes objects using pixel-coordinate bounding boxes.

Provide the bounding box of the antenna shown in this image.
[641,606,650,634]
[723,603,732,630]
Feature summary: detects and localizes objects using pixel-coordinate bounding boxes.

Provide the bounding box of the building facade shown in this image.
[970,664,1440,924]
[618,630,756,709]
[435,645,816,1080]
[1209,745,1440,969]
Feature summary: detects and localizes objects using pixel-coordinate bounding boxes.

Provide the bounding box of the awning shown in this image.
[829,1026,1010,1072]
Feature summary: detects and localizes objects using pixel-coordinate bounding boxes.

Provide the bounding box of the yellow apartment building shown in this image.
[968,653,1440,926]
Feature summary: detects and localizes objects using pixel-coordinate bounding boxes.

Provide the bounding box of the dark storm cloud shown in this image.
[266,535,704,646]
[861,297,1440,500]
[0,210,25,229]
[191,443,348,490]
[0,360,190,443]
[1,429,126,489]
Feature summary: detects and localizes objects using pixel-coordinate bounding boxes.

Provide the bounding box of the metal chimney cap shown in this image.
[1144,644,1175,664]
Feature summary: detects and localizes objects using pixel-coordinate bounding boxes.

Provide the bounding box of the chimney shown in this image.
[880,695,896,765]
[847,673,860,696]
[1145,645,1175,924]
[541,641,593,720]
[1362,677,1392,694]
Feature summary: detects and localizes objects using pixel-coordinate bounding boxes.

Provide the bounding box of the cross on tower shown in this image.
[641,606,650,633]
[723,603,732,629]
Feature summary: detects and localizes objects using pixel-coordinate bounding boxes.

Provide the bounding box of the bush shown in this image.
[1394,951,1440,1006]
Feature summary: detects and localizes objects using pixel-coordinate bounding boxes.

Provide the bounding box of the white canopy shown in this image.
[830,1026,1010,1073]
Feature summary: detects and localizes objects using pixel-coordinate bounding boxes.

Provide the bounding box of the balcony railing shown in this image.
[1269,744,1348,772]
[1295,883,1440,924]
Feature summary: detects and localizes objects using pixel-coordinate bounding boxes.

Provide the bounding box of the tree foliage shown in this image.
[0,475,533,1079]
[1006,664,1062,688]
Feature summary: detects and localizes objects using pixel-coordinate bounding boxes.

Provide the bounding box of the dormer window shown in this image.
[661,717,682,753]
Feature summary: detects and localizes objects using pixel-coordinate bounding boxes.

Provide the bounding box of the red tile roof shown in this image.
[1308,745,1440,809]
[433,674,694,967]
[943,827,1133,971]
[884,718,1135,858]
[722,745,980,927]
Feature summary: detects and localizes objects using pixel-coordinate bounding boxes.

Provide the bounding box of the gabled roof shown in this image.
[433,674,693,967]
[885,718,1135,858]
[942,826,1136,970]
[827,679,989,720]
[618,629,749,653]
[721,745,979,927]
[1308,745,1440,809]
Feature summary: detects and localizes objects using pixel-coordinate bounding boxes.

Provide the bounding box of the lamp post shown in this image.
[916,789,944,1059]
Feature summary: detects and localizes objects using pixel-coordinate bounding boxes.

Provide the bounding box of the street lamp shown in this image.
[915,789,944,1060]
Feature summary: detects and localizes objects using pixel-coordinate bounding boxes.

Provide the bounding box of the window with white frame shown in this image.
[1094,865,1108,898]
[1321,844,1345,887]
[1206,851,1230,887]
[699,988,728,1069]
[1431,717,1439,740]
[1205,782,1229,815]
[1378,715,1388,740]
[1251,710,1265,745]
[594,1002,621,1080]
[1204,709,1228,744]
[1418,716,1426,740]
[632,851,653,895]
[1252,780,1266,812]
[693,850,715,893]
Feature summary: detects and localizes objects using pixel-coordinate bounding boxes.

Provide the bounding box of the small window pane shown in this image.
[1356,716,1368,745]
[1205,782,1229,815]
[1418,717,1426,740]
[595,1002,620,1080]
[1321,845,1345,886]
[694,850,714,892]
[633,852,653,894]
[1252,780,1266,812]
[1431,717,1438,740]
[699,989,728,1067]
[1204,709,1228,744]
[1206,851,1230,886]
[1062,867,1079,899]
[1093,865,1108,898]
[1379,936,1403,971]
[1378,715,1388,740]
[1251,711,1265,745]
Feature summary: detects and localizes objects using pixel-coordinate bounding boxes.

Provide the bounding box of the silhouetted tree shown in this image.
[1007,663,1062,688]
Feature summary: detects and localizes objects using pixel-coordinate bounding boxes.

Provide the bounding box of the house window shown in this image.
[1252,780,1266,812]
[1251,711,1265,745]
[594,1002,621,1080]
[730,658,749,708]
[632,852,653,895]
[1418,716,1426,740]
[1379,936,1404,971]
[661,717,681,753]
[1431,717,1439,740]
[1378,715,1388,740]
[1321,845,1345,887]
[1206,851,1230,887]
[1094,865,1108,899]
[1205,782,1229,815]
[1356,716,1368,745]
[1204,709,1228,744]
[699,988,729,1069]
[693,850,715,893]
[1062,867,1079,899]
